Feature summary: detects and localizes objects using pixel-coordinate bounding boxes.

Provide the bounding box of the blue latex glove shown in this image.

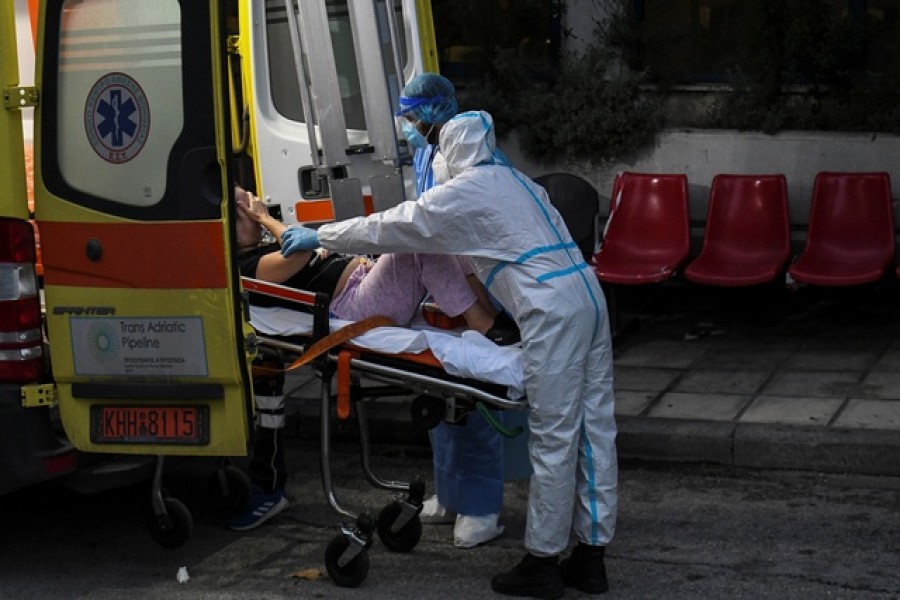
[280,225,320,256]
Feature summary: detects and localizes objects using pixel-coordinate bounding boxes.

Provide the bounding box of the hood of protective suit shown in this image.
[438,110,497,179]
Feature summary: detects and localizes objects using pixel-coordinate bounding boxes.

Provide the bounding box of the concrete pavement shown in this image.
[612,281,900,476]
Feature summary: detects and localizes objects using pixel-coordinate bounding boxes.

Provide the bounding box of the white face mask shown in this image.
[432,151,451,184]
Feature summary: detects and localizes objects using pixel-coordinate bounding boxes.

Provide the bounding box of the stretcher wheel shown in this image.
[148,497,193,549]
[325,534,370,588]
[376,501,422,553]
[206,464,252,517]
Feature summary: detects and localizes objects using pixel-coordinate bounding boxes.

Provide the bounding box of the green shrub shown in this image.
[700,0,900,133]
[453,0,900,165]
[460,0,663,165]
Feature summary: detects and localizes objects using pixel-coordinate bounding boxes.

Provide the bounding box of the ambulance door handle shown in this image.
[86,237,103,262]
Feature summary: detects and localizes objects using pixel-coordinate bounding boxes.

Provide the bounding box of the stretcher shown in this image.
[242,277,528,587]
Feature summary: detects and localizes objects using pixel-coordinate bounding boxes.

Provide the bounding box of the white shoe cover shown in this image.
[453,513,504,548]
[419,495,456,524]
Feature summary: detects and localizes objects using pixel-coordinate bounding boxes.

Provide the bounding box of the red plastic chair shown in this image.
[788,171,894,286]
[684,174,791,287]
[593,172,690,284]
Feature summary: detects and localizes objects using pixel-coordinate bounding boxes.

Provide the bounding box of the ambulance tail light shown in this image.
[0,218,44,383]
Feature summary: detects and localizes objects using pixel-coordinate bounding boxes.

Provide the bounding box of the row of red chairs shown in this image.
[592,171,896,288]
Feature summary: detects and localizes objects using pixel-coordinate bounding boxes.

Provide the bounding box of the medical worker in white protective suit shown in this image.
[281,110,618,599]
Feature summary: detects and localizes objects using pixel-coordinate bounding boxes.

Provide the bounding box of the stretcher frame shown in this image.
[242,276,527,587]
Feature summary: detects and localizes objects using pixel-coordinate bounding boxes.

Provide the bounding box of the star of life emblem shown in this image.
[84,72,151,164]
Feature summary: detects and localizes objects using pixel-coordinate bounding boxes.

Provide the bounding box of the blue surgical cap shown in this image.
[396,73,458,125]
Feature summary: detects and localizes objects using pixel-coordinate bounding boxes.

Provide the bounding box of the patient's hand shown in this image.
[236,189,268,223]
[234,186,252,209]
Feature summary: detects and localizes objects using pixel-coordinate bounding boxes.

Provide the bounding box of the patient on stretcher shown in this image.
[235,186,519,344]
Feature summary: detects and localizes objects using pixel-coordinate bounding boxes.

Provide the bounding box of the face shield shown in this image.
[395,94,444,118]
[395,75,459,126]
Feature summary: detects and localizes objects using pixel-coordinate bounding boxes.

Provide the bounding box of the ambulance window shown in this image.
[41,0,222,221]
[265,0,405,131]
[53,0,182,207]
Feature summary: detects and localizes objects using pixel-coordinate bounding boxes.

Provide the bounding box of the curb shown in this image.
[287,402,900,478]
[616,417,735,466]
[617,416,900,477]
[733,423,900,477]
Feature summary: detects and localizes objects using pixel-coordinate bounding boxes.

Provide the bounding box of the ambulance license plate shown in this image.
[91,405,209,445]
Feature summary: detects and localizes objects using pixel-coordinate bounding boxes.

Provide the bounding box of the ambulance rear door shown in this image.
[34,0,254,456]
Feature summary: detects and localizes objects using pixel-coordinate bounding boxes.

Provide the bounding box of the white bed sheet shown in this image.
[249,306,525,399]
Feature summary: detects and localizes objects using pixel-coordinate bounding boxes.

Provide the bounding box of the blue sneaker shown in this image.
[227,489,288,531]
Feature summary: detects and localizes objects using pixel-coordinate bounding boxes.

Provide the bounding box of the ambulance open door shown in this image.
[34,0,254,460]
[237,0,438,228]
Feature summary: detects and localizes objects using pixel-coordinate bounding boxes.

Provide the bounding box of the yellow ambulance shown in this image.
[1,0,434,557]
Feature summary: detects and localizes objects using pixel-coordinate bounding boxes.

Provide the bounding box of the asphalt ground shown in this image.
[2,436,899,599]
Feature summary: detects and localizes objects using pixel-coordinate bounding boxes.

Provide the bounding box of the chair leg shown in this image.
[602,281,618,336]
[601,281,638,342]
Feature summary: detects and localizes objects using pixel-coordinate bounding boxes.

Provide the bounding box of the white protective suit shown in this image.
[316,110,618,555]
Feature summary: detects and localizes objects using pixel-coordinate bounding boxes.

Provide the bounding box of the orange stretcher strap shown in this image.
[336,350,355,420]
[253,315,395,376]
